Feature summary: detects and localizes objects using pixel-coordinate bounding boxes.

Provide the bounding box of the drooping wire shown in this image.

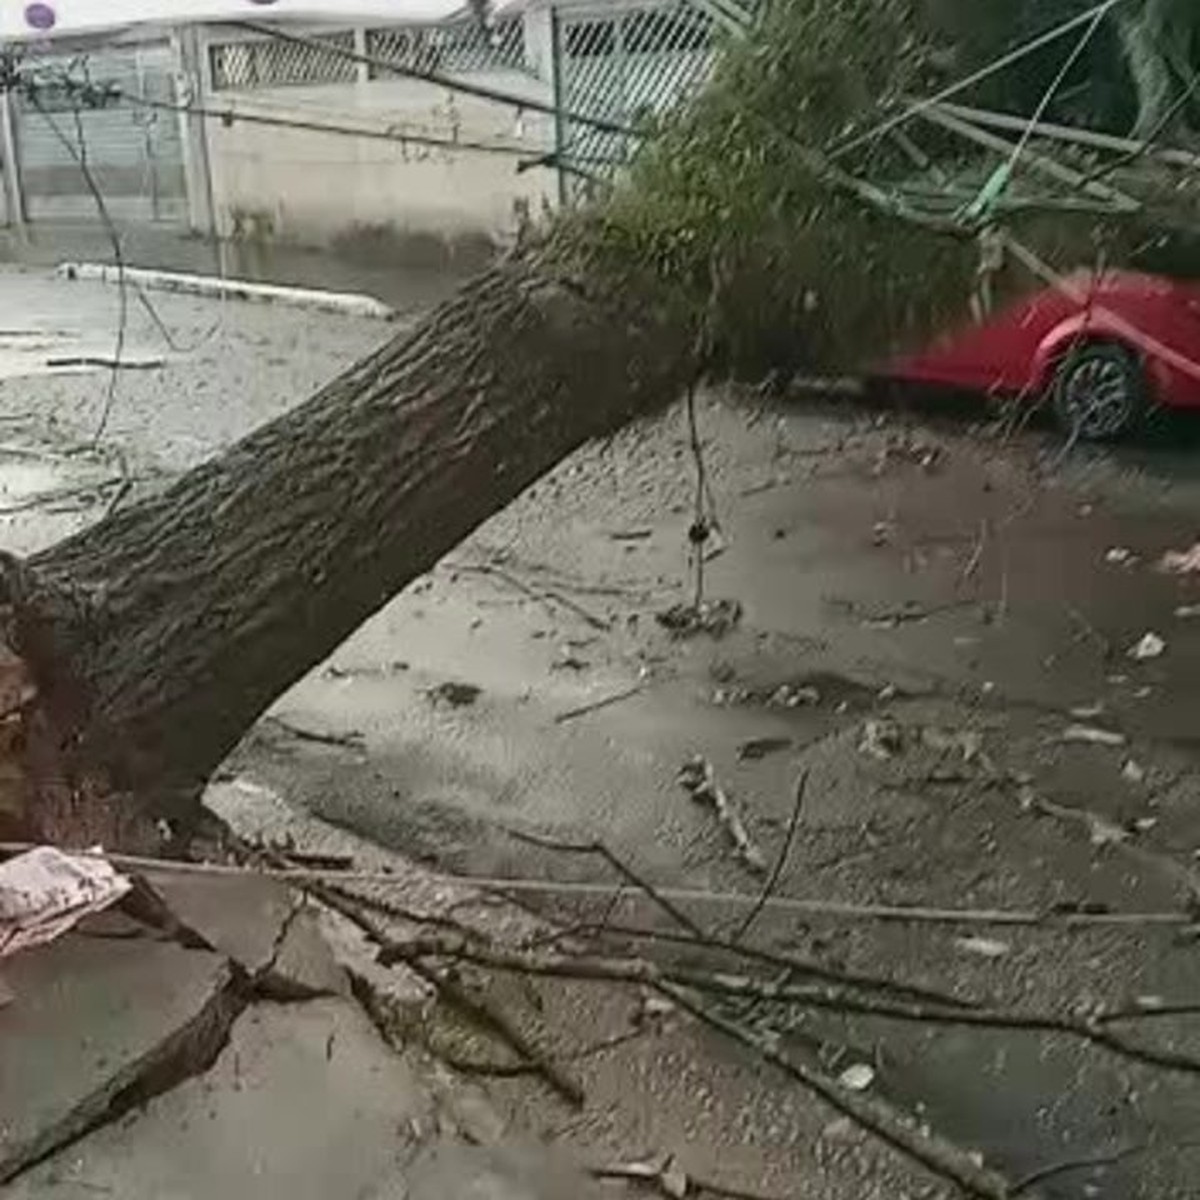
[826,0,1132,161]
[684,383,721,611]
[23,78,127,446]
[20,66,541,160]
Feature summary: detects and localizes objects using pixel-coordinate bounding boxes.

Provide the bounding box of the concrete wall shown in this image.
[202,68,559,267]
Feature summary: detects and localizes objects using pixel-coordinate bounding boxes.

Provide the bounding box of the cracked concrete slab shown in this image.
[259,905,348,999]
[6,997,435,1199]
[0,934,235,1182]
[141,869,299,977]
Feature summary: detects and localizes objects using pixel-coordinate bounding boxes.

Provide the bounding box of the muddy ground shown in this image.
[4,265,1200,1197]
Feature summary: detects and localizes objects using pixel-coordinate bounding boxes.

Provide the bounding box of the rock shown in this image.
[0,935,235,1182]
[7,999,434,1200]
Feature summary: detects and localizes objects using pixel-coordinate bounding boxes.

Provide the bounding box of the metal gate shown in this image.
[14,42,187,224]
[551,0,755,202]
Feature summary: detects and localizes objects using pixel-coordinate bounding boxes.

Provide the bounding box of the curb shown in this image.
[56,263,395,321]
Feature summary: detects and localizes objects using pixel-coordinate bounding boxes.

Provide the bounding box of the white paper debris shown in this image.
[1128,632,1166,661]
[1121,759,1147,784]
[1086,814,1128,847]
[954,936,1011,959]
[1104,547,1134,566]
[1176,604,1200,619]
[838,1063,876,1092]
[661,1158,689,1199]
[1159,543,1200,575]
[1061,725,1126,748]
[859,718,903,761]
[0,846,131,959]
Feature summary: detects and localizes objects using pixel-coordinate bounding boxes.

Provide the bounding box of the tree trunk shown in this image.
[0,244,693,837]
[1118,0,1194,140]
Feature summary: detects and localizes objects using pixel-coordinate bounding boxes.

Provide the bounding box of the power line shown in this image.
[826,0,1131,161]
[16,67,551,162]
[231,19,636,139]
[23,81,129,446]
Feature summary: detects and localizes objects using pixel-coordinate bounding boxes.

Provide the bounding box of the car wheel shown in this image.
[1051,342,1145,441]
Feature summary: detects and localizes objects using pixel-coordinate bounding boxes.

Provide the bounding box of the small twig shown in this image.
[504,827,707,939]
[732,771,809,941]
[591,1160,789,1200]
[657,982,1018,1199]
[1011,1141,1153,1194]
[433,1053,545,1080]
[679,756,767,874]
[455,560,611,631]
[554,684,644,725]
[46,355,162,371]
[959,518,988,584]
[1023,791,1200,899]
[263,716,366,750]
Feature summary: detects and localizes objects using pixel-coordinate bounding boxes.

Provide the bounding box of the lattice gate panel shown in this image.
[553,1,725,201]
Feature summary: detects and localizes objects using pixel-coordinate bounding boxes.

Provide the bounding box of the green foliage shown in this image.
[590,0,979,379]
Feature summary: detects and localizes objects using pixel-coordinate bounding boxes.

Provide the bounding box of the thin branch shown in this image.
[1016,1137,1200,1193]
[554,684,644,724]
[658,982,1017,1199]
[380,941,588,1107]
[453,560,612,631]
[504,827,707,939]
[732,771,809,942]
[305,875,585,1107]
[541,919,976,1010]
[377,933,1200,1078]
[1023,791,1200,899]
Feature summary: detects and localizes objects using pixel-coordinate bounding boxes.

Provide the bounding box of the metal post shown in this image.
[353,27,371,85]
[549,5,568,206]
[0,86,27,238]
[172,25,216,238]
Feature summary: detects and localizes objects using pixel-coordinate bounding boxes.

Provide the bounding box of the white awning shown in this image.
[1,1,469,41]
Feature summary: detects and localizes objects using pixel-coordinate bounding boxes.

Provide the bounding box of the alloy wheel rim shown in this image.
[1061,357,1132,437]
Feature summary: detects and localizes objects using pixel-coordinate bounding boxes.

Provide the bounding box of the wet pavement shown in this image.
[4,262,1200,1195]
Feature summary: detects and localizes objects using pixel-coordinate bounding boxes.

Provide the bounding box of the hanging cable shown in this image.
[827,0,1131,161]
[15,67,548,161]
[23,83,128,446]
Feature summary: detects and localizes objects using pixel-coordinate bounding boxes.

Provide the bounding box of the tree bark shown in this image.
[1118,0,1196,140]
[0,244,693,833]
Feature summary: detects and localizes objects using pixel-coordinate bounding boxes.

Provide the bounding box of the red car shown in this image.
[884,270,1200,440]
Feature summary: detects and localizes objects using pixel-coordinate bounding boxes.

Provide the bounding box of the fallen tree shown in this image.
[0,0,1141,845]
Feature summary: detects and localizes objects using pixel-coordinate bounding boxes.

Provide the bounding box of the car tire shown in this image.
[1051,341,1145,442]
